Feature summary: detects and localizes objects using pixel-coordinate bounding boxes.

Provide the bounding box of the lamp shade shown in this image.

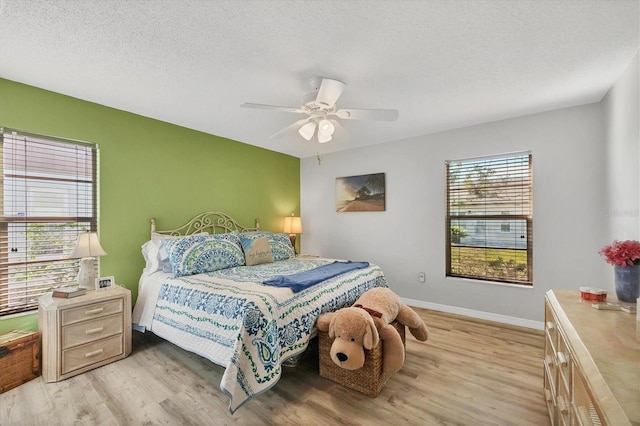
[298,121,317,141]
[318,119,335,136]
[69,232,107,259]
[283,216,302,234]
[317,133,332,143]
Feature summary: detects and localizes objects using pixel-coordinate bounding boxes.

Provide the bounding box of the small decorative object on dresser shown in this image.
[599,239,640,302]
[38,286,131,382]
[96,276,115,291]
[52,286,87,298]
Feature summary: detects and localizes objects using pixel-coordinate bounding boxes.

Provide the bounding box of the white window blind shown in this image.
[446,152,533,285]
[0,128,97,316]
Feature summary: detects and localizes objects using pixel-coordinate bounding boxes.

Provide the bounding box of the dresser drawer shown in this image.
[62,314,123,349]
[61,298,123,326]
[61,334,124,375]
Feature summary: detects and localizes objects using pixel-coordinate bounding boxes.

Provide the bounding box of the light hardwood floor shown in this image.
[0,308,550,425]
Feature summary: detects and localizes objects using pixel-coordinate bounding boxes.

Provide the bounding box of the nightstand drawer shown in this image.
[62,314,123,349]
[61,298,123,326]
[61,334,123,375]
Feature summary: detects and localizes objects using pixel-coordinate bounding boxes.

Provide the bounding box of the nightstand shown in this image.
[38,286,132,382]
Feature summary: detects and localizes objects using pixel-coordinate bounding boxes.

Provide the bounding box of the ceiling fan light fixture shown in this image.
[317,133,332,143]
[318,119,335,136]
[244,77,399,145]
[298,121,317,141]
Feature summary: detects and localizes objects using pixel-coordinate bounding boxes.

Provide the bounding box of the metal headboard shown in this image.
[150,211,260,237]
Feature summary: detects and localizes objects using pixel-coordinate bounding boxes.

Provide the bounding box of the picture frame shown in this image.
[335,172,386,212]
[95,276,115,291]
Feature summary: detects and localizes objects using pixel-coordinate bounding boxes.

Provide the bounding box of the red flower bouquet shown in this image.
[599,240,640,267]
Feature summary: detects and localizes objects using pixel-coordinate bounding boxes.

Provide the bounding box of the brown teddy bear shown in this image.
[316,287,428,379]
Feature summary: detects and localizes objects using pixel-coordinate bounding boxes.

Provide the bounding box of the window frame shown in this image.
[445,152,533,286]
[0,127,99,317]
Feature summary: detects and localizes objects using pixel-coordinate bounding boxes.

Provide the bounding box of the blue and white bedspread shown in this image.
[132,258,387,413]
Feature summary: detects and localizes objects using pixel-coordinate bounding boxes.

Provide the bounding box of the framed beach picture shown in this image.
[335,173,386,212]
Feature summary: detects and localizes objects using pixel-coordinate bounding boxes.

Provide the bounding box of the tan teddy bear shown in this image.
[316,287,428,379]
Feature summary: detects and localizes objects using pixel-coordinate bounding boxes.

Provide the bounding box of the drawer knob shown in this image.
[545,354,555,368]
[85,307,105,315]
[557,395,568,415]
[557,351,568,366]
[85,327,104,335]
[85,348,104,358]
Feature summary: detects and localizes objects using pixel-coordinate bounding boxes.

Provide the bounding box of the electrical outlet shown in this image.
[419,272,426,283]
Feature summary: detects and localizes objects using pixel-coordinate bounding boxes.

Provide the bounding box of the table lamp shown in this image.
[283,214,302,254]
[69,231,107,289]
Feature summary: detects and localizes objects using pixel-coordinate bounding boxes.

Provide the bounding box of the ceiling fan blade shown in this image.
[315,78,346,108]
[269,119,310,139]
[241,103,305,114]
[332,108,399,121]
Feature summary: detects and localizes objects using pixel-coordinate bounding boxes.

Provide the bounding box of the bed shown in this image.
[131,211,387,413]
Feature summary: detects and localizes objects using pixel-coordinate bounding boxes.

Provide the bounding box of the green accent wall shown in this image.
[0,78,300,333]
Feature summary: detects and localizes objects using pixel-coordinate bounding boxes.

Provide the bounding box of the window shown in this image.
[0,128,98,316]
[446,152,532,285]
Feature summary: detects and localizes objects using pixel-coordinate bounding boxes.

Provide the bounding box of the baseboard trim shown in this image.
[400,297,544,330]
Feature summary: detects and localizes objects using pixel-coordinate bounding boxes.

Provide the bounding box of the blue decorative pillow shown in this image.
[239,232,294,262]
[268,233,296,260]
[163,233,245,277]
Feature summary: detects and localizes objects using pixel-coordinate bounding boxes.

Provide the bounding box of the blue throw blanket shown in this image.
[263,260,370,292]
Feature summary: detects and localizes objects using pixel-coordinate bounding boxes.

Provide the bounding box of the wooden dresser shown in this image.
[544,289,639,425]
[38,286,132,382]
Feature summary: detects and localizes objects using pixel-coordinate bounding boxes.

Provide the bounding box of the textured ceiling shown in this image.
[0,0,638,158]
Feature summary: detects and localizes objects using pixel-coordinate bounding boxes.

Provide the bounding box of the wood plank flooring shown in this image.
[0,308,550,425]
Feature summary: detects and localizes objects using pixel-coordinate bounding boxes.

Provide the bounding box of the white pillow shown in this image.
[141,232,207,275]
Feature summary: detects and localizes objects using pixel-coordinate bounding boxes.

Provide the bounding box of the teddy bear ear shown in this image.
[316,312,334,332]
[328,315,338,339]
[362,315,380,350]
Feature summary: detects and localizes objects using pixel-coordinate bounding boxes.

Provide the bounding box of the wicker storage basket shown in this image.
[0,330,41,394]
[319,320,405,397]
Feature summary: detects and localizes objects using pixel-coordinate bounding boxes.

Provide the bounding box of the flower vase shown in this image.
[614,264,640,303]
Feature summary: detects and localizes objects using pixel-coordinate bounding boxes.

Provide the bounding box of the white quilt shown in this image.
[132,257,387,413]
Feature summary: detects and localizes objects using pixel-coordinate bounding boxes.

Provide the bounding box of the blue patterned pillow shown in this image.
[163,233,245,277]
[239,232,294,262]
[268,233,296,260]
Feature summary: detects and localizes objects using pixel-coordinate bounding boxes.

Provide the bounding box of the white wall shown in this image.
[301,102,608,326]
[602,52,639,241]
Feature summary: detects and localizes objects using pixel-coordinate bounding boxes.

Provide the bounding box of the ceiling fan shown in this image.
[241,78,399,143]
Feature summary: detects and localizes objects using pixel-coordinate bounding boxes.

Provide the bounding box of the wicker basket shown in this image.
[0,330,41,394]
[318,320,405,397]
